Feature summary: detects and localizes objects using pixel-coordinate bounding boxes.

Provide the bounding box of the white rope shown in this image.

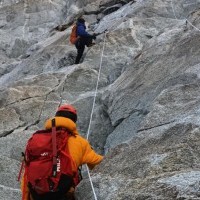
[86,32,107,200]
[170,0,178,20]
[86,165,98,200]
[85,1,200,198]
[23,0,29,39]
[0,184,21,192]
[171,0,200,32]
[186,19,200,32]
[85,1,200,199]
[171,0,178,19]
[86,32,107,140]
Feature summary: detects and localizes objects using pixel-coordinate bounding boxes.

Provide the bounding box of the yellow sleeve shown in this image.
[82,139,103,169]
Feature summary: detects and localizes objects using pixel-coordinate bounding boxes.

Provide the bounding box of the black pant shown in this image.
[75,37,93,64]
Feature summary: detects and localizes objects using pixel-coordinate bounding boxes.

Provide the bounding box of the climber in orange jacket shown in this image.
[21,104,103,200]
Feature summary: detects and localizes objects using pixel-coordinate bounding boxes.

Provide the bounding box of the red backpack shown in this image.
[70,25,79,44]
[19,119,80,200]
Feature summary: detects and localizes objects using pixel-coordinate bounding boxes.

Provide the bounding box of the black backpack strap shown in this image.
[17,152,26,182]
[52,118,57,178]
[78,166,83,182]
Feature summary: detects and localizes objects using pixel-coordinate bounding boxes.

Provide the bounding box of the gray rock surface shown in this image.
[1,0,200,199]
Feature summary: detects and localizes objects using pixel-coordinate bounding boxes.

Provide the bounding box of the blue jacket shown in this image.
[76,22,92,38]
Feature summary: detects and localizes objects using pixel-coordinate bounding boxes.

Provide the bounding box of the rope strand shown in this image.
[86,2,200,198]
[171,0,200,32]
[86,32,107,200]
[86,1,200,199]
[87,32,107,140]
[86,165,98,200]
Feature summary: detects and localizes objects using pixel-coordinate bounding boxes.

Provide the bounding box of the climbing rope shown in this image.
[186,19,200,32]
[170,0,178,20]
[0,184,21,192]
[86,32,107,140]
[171,0,200,32]
[58,72,69,107]
[56,31,107,199]
[86,31,107,200]
[86,1,200,198]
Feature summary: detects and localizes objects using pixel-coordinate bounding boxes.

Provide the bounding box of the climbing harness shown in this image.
[86,31,107,200]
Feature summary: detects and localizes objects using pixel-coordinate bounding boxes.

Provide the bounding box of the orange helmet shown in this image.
[57,104,77,115]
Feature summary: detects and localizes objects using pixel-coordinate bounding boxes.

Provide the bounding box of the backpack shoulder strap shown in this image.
[52,118,57,177]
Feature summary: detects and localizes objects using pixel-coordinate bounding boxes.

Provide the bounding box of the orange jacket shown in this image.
[21,116,103,200]
[45,117,103,169]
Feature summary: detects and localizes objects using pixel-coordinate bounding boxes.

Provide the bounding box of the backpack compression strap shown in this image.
[52,118,57,177]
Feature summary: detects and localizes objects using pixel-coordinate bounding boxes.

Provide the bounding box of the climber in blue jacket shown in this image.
[75,18,96,64]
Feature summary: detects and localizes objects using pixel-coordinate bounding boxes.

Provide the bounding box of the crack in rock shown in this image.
[137,120,176,132]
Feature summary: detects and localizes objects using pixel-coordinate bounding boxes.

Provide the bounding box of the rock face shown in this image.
[1,0,200,199]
